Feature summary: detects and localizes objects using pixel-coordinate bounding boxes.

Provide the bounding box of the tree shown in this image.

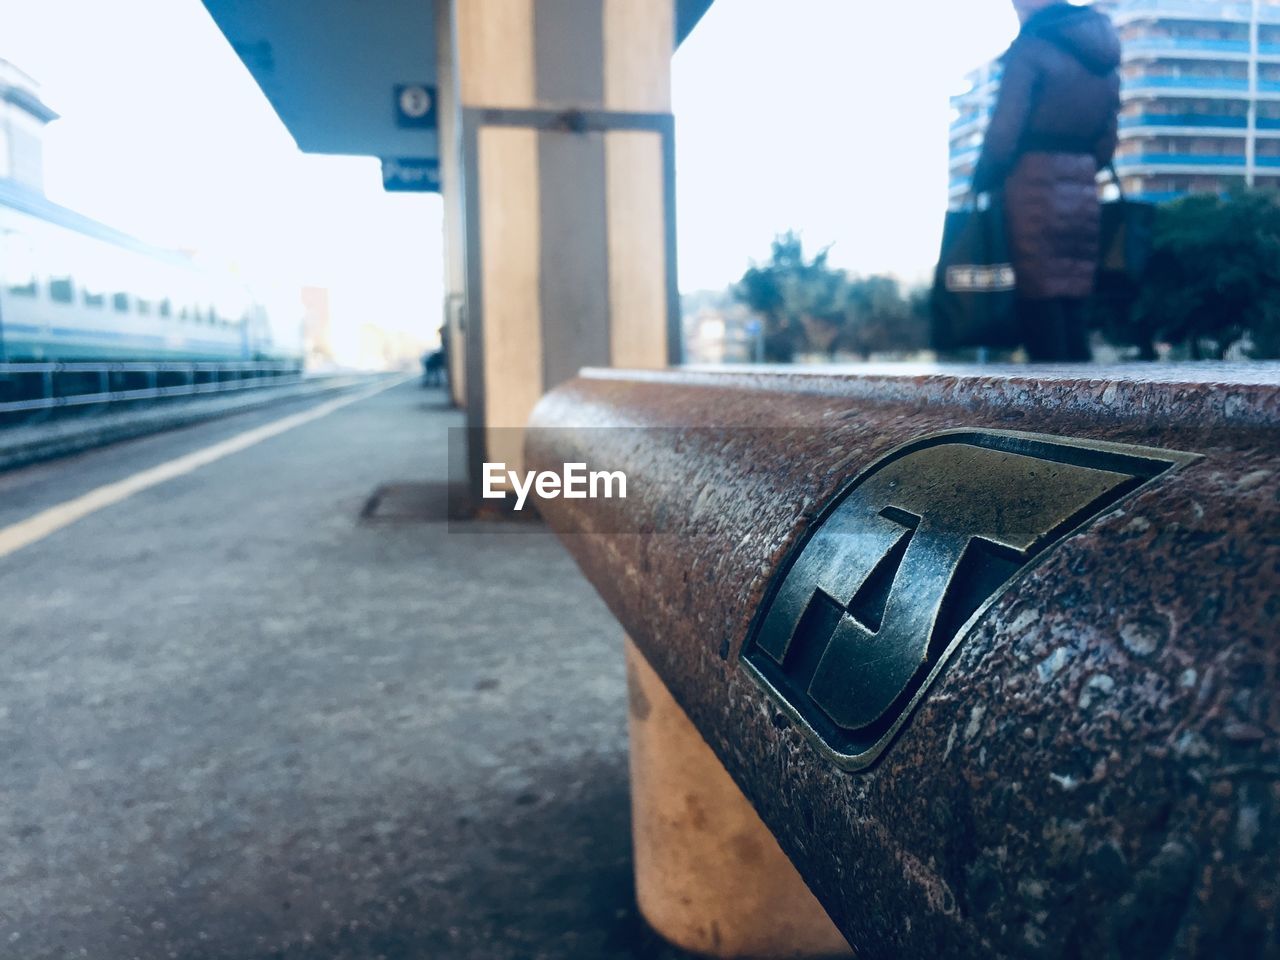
[1247,305,1280,360]
[838,276,930,360]
[732,233,929,361]
[732,232,845,362]
[1103,190,1280,360]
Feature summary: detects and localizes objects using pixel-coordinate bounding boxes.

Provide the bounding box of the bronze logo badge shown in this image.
[741,430,1198,771]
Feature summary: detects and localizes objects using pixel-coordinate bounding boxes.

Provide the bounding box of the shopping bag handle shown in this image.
[1104,162,1127,202]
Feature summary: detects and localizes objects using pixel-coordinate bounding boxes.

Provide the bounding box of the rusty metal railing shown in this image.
[526,364,1279,959]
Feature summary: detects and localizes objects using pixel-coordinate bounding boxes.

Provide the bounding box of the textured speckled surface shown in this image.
[527,364,1280,960]
[0,384,699,960]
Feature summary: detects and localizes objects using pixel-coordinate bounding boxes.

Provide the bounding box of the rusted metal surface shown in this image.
[526,364,1280,960]
[744,429,1201,772]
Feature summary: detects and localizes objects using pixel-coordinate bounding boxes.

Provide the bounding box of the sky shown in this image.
[3,0,445,359]
[672,0,1020,289]
[3,0,1022,338]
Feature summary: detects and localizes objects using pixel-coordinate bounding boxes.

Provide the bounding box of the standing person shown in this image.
[971,0,1121,363]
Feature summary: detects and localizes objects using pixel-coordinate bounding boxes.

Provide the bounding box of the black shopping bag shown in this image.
[1098,198,1156,286]
[931,197,1019,351]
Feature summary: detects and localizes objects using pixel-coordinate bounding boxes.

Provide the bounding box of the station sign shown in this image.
[382,158,441,193]
[394,83,437,129]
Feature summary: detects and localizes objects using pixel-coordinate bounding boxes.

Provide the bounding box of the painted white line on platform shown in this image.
[0,375,412,560]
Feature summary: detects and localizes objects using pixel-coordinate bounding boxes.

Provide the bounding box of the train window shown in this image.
[7,278,37,297]
[50,277,75,303]
[158,298,171,318]
[112,292,130,312]
[84,290,105,308]
[137,299,152,316]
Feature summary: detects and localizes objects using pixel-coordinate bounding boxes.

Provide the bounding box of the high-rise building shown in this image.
[949,0,1280,204]
[0,59,58,193]
[948,61,1003,205]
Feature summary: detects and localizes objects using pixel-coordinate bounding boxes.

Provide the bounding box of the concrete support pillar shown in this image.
[626,637,856,959]
[434,0,468,407]
[436,0,679,482]
[603,0,676,372]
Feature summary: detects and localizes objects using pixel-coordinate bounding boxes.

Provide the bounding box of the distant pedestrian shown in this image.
[422,326,449,389]
[422,349,445,388]
[971,0,1121,363]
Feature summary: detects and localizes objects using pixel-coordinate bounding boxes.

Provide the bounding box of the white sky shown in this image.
[4,0,445,348]
[672,0,1020,289]
[4,0,1021,334]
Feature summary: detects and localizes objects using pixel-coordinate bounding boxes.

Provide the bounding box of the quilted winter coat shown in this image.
[971,4,1122,300]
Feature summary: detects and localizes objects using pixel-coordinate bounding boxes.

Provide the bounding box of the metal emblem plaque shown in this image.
[741,430,1198,771]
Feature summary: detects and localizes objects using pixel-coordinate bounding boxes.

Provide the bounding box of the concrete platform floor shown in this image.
[0,381,695,959]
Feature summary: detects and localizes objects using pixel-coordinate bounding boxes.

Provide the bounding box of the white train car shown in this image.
[0,179,284,362]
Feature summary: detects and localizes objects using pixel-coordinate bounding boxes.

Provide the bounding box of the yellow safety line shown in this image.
[0,375,412,560]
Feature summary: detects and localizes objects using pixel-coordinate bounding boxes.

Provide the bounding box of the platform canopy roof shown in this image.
[201,0,714,160]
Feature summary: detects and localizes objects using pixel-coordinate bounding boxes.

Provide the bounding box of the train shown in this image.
[0,178,297,363]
